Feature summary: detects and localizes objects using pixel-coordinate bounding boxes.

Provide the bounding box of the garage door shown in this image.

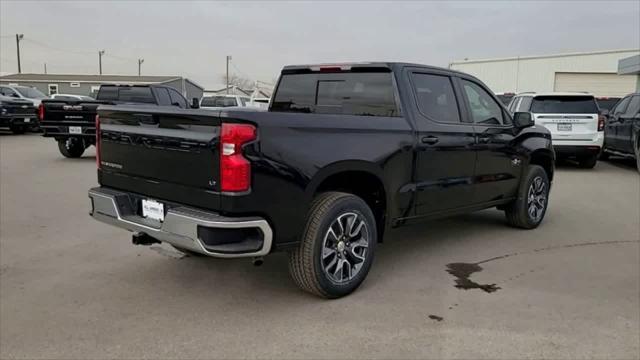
[554,72,637,97]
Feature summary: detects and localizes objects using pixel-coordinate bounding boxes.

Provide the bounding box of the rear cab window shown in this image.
[271,70,400,117]
[201,96,238,107]
[531,96,598,114]
[97,86,155,103]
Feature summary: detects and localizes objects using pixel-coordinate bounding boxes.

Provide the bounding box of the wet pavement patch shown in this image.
[446,262,501,293]
[428,315,443,322]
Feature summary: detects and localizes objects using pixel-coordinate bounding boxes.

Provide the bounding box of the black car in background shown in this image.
[601,92,640,171]
[0,95,37,134]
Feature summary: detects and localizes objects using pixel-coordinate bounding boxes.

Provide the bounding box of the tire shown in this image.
[288,192,377,299]
[57,138,85,158]
[171,245,205,257]
[598,148,609,161]
[578,154,598,169]
[635,143,640,174]
[10,125,25,134]
[505,165,550,229]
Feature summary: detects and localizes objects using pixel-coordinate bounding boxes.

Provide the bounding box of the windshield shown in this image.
[15,87,47,99]
[531,96,598,114]
[201,96,238,107]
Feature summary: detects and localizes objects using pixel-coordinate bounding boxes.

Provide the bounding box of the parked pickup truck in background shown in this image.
[600,92,640,172]
[39,84,197,158]
[89,62,555,298]
[0,94,37,134]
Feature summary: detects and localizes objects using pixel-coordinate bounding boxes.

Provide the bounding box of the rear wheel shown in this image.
[635,143,640,173]
[505,165,550,229]
[57,138,85,158]
[578,154,598,169]
[598,147,609,161]
[288,192,377,299]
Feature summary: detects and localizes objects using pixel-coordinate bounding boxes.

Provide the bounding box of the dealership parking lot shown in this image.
[1,133,638,359]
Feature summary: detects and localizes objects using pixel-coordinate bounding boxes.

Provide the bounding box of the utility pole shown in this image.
[98,50,105,75]
[138,58,144,76]
[16,34,24,73]
[44,63,47,74]
[226,55,232,94]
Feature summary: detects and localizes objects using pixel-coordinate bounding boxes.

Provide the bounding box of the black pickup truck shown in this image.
[601,92,640,171]
[89,62,555,298]
[0,95,37,134]
[39,84,196,158]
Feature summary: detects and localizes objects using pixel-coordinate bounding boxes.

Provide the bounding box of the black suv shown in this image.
[601,92,640,171]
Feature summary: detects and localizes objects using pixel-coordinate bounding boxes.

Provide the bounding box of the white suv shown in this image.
[508,92,604,168]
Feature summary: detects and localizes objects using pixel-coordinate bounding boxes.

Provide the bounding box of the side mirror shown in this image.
[191,98,200,109]
[10,93,19,98]
[513,112,534,129]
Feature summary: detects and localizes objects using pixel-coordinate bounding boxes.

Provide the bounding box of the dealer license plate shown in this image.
[557,123,572,131]
[142,199,165,222]
[69,126,82,134]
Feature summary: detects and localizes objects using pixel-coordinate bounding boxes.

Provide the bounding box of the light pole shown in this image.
[138,58,144,76]
[226,55,232,94]
[98,50,105,75]
[16,34,24,73]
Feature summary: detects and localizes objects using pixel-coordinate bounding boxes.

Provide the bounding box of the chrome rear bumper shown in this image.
[88,187,272,258]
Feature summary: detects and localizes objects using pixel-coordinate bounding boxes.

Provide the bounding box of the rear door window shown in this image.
[461,80,506,125]
[168,89,187,108]
[154,88,172,106]
[623,96,640,117]
[410,73,460,123]
[612,96,630,115]
[530,96,598,114]
[272,72,399,117]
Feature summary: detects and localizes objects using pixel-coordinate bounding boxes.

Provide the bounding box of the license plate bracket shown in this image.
[557,123,572,131]
[141,199,165,222]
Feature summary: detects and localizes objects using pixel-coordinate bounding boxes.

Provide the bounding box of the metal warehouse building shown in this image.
[449,49,640,96]
[0,74,204,100]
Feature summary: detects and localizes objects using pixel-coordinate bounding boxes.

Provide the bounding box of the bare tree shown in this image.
[220,73,253,89]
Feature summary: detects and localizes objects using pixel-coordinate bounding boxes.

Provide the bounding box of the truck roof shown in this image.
[281,62,469,77]
[517,92,595,97]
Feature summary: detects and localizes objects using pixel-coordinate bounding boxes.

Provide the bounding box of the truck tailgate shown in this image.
[98,106,221,193]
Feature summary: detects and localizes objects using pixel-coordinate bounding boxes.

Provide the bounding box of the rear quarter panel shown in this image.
[219,110,415,248]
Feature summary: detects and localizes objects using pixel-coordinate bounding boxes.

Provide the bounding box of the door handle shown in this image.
[421,136,439,145]
[477,135,491,144]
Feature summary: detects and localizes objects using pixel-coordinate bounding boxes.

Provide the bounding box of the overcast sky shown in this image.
[1,1,639,89]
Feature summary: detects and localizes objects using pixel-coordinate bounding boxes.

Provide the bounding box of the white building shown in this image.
[449,49,640,97]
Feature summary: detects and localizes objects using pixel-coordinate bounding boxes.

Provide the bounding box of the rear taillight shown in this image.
[220,123,256,192]
[598,114,605,131]
[38,104,44,121]
[95,115,101,169]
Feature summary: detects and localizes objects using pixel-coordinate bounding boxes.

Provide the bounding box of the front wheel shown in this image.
[57,138,85,158]
[505,165,550,229]
[288,192,377,299]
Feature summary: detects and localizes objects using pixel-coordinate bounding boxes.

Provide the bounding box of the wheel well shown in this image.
[315,171,387,242]
[530,151,554,181]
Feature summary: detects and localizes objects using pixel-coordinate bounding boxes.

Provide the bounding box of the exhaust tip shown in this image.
[252,257,264,266]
